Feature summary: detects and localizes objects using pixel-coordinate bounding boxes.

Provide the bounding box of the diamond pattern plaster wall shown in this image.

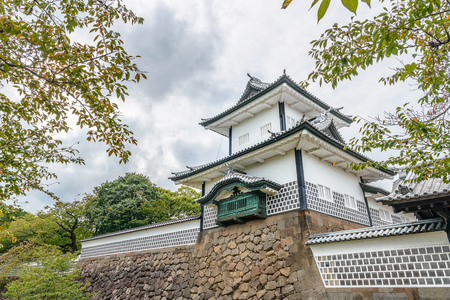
[266,180,300,215]
[203,204,218,230]
[80,228,199,259]
[370,207,391,227]
[315,244,450,287]
[306,182,370,226]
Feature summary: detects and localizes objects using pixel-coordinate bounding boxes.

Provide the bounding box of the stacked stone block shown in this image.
[83,211,443,299]
[81,211,342,299]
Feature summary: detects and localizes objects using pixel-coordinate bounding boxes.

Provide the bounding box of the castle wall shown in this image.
[79,211,450,299]
[80,210,362,300]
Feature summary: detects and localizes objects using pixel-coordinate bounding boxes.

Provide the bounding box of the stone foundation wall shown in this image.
[325,287,450,300]
[80,211,449,299]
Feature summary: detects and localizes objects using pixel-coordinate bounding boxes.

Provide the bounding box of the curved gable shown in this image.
[198,173,282,205]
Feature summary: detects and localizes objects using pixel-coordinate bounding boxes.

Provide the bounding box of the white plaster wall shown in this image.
[367,197,416,222]
[203,151,296,195]
[80,219,200,248]
[302,152,365,202]
[309,231,449,256]
[204,180,218,195]
[231,105,280,153]
[284,103,304,128]
[245,150,297,184]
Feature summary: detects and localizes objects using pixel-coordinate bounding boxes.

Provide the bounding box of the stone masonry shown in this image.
[79,210,449,299]
[80,210,364,299]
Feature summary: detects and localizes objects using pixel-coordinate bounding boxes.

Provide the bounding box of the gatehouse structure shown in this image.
[79,73,450,299]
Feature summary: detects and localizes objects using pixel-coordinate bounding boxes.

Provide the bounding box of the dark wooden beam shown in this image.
[295,149,307,210]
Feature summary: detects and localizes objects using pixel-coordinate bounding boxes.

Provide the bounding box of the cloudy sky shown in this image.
[18,0,420,212]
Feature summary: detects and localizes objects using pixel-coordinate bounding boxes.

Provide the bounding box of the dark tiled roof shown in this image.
[197,172,282,204]
[377,172,450,203]
[311,117,345,144]
[238,75,270,103]
[305,218,445,245]
[200,73,353,127]
[360,182,390,196]
[170,120,395,181]
[79,215,201,242]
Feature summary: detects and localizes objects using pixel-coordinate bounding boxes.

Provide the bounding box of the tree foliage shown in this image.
[0,243,93,300]
[88,173,201,235]
[40,197,94,253]
[282,0,371,21]
[0,203,27,227]
[0,197,92,253]
[0,213,66,253]
[88,173,160,235]
[0,0,145,201]
[290,0,450,182]
[141,186,201,225]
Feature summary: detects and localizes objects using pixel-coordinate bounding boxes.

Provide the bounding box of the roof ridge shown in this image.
[80,214,201,242]
[306,218,445,245]
[200,73,353,126]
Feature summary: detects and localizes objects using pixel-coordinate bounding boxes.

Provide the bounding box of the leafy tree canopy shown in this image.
[282,0,371,21]
[88,173,160,235]
[1,198,93,253]
[0,0,145,201]
[0,203,28,227]
[0,243,93,300]
[285,0,450,182]
[40,197,94,252]
[141,186,201,225]
[88,173,201,235]
[0,213,67,253]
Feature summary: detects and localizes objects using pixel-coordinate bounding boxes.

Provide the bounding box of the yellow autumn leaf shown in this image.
[281,0,293,9]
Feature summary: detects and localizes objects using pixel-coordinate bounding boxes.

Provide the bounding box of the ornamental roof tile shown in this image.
[79,214,201,242]
[377,172,450,203]
[238,75,271,103]
[200,73,352,127]
[311,117,346,144]
[305,218,446,245]
[197,172,282,203]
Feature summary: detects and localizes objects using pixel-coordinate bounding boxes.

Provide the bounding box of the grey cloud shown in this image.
[124,3,223,102]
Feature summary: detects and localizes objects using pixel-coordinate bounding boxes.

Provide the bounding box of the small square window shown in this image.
[318,185,333,202]
[344,195,357,209]
[286,116,296,128]
[260,123,272,136]
[239,133,249,145]
[379,209,392,222]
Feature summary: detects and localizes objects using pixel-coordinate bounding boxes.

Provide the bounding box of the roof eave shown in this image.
[170,122,394,183]
[200,76,353,128]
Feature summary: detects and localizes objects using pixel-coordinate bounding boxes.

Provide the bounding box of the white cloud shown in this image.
[18,0,419,212]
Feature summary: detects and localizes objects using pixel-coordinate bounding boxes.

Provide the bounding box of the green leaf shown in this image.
[341,0,358,14]
[310,0,320,10]
[361,0,371,7]
[318,0,331,22]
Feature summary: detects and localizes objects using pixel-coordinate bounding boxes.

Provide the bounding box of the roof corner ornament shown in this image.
[247,73,254,79]
[267,130,277,138]
[224,163,236,176]
[311,106,344,125]
[397,184,413,195]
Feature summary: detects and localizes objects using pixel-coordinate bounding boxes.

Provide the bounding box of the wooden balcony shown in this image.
[216,192,267,226]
